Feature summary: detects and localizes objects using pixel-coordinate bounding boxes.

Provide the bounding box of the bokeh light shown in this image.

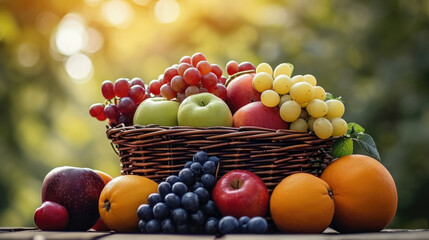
[54,14,87,56]
[17,43,40,67]
[154,0,180,23]
[64,53,93,82]
[101,0,134,27]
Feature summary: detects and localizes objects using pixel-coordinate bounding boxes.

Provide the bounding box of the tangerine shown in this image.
[270,173,335,233]
[320,154,398,233]
[99,175,158,232]
[94,170,113,185]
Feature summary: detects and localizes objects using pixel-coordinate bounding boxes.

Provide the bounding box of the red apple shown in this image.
[226,73,261,113]
[91,218,110,231]
[41,166,105,231]
[233,101,289,130]
[34,201,69,231]
[212,170,269,218]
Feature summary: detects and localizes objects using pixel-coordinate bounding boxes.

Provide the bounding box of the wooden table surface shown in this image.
[1,228,429,240]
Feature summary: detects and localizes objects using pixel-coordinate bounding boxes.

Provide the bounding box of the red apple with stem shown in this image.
[34,201,69,231]
[212,170,269,218]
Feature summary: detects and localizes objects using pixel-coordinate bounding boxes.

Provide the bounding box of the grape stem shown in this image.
[224,70,255,87]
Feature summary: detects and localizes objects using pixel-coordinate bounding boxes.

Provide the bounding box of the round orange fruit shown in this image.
[92,170,113,231]
[94,170,113,185]
[99,175,158,232]
[320,154,398,233]
[270,173,335,233]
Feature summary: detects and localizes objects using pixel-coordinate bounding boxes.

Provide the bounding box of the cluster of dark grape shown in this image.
[88,77,150,126]
[136,151,268,235]
[147,53,228,102]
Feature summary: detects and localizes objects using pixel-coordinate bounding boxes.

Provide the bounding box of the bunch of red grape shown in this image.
[148,52,228,102]
[89,77,150,126]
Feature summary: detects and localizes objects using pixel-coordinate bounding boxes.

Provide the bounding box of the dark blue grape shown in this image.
[146,219,161,233]
[153,202,169,220]
[190,181,204,191]
[218,216,240,235]
[202,200,218,216]
[137,204,153,221]
[190,210,205,225]
[247,216,268,234]
[205,217,219,235]
[171,208,188,224]
[164,193,181,209]
[181,192,199,213]
[176,223,188,233]
[178,168,196,186]
[194,187,210,204]
[202,161,216,174]
[184,161,193,168]
[138,219,146,233]
[161,218,175,233]
[166,175,180,185]
[190,162,202,175]
[193,151,208,164]
[172,182,188,197]
[158,181,172,198]
[148,193,163,208]
[201,173,216,189]
[208,156,220,165]
[239,216,250,233]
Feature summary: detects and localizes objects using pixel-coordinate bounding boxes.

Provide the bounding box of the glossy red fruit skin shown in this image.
[212,170,269,218]
[34,201,69,231]
[226,73,260,113]
[232,101,289,130]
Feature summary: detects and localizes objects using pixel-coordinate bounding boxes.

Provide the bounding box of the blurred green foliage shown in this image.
[0,0,428,229]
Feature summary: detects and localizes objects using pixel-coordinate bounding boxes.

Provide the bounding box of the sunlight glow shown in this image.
[17,43,40,67]
[55,14,88,56]
[102,0,134,27]
[154,0,180,23]
[64,53,93,83]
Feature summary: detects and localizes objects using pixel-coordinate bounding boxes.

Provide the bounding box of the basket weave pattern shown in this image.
[107,124,334,191]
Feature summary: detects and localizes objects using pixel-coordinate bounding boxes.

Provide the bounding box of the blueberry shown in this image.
[190,162,202,175]
[205,217,219,235]
[202,200,218,217]
[171,208,188,224]
[176,223,188,233]
[202,161,216,174]
[164,193,181,209]
[161,218,175,233]
[194,187,210,204]
[239,216,250,233]
[137,204,153,221]
[158,181,172,198]
[247,217,268,234]
[172,182,188,197]
[148,193,162,208]
[178,168,196,186]
[181,192,199,213]
[201,174,216,189]
[138,219,146,233]
[153,202,169,220]
[208,156,220,165]
[146,219,161,233]
[190,181,204,191]
[193,151,208,164]
[218,216,240,235]
[166,175,180,186]
[190,210,205,225]
[184,161,193,168]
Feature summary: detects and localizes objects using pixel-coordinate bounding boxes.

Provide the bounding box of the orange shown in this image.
[270,173,335,233]
[320,154,398,233]
[99,175,158,232]
[94,170,113,185]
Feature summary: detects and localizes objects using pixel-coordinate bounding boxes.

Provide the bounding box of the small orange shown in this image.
[94,170,113,185]
[99,175,158,232]
[270,173,335,233]
[320,154,398,233]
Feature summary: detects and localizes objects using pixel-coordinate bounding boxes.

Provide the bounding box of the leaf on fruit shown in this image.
[347,122,365,137]
[332,137,353,159]
[355,133,381,161]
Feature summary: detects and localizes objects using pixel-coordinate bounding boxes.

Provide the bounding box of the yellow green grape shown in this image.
[273,75,292,95]
[306,99,328,118]
[313,117,333,139]
[252,72,273,93]
[279,100,301,122]
[261,90,280,107]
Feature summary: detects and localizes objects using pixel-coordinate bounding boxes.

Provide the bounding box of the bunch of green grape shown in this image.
[252,63,347,139]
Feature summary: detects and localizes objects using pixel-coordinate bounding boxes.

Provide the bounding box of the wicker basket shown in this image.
[106,124,334,192]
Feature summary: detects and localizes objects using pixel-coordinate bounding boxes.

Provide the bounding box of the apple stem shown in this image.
[201,100,206,106]
[231,179,243,189]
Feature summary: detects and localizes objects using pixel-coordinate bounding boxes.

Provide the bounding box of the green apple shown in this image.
[133,97,179,126]
[178,93,233,127]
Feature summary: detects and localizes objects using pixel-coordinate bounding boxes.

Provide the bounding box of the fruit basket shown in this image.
[106,124,334,191]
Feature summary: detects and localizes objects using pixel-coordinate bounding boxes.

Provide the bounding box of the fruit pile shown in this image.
[88,52,347,140]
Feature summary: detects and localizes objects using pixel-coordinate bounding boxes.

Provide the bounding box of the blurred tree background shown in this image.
[0,0,428,228]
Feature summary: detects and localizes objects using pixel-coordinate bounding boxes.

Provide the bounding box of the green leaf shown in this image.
[332,137,353,158]
[325,92,334,101]
[355,133,381,161]
[347,122,365,137]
